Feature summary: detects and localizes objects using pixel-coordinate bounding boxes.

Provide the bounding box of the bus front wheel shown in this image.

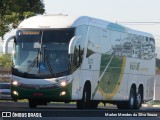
[77,83,91,109]
[29,100,37,108]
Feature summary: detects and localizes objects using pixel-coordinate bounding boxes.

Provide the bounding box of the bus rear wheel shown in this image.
[117,87,136,110]
[135,88,143,110]
[128,87,136,109]
[90,101,98,109]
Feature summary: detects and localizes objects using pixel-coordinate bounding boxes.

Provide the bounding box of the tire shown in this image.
[29,100,37,108]
[117,103,127,109]
[76,83,91,109]
[135,88,143,110]
[117,87,136,110]
[90,101,98,109]
[128,87,136,110]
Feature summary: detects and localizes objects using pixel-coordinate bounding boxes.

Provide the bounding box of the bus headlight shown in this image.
[60,81,67,87]
[56,77,72,87]
[60,91,66,96]
[13,91,19,96]
[12,81,20,86]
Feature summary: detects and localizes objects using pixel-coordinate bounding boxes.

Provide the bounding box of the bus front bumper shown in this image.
[11,83,72,101]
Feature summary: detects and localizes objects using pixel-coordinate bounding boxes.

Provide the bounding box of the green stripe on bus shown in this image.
[92,55,126,100]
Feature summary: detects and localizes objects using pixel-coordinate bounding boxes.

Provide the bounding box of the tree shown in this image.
[0,54,11,68]
[0,0,45,39]
[0,54,11,82]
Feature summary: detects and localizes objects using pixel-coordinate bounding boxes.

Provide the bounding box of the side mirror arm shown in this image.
[3,36,15,54]
[68,35,81,54]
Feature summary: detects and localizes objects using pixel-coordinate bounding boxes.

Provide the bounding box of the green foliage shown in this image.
[0,54,11,83]
[0,0,45,39]
[0,54,11,68]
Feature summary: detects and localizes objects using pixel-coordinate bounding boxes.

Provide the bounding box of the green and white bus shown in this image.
[4,14,155,109]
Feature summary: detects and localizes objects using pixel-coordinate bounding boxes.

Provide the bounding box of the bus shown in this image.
[3,14,155,109]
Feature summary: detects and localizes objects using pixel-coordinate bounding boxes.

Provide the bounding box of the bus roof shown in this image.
[18,14,153,38]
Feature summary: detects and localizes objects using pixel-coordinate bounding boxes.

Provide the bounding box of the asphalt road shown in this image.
[0,101,160,120]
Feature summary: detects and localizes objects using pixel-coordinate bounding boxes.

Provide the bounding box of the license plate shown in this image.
[32,92,44,96]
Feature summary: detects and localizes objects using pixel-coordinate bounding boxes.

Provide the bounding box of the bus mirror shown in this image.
[68,36,81,54]
[3,35,15,54]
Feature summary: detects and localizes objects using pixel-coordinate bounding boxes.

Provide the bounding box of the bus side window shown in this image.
[71,26,87,69]
[73,45,80,67]
[73,43,84,66]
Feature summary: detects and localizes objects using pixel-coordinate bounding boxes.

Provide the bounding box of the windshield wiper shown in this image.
[25,31,43,74]
[44,48,56,77]
[25,49,40,73]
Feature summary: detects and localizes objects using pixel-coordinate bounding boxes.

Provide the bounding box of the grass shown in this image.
[147,100,160,105]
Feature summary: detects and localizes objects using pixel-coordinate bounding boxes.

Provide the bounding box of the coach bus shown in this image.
[3,14,155,109]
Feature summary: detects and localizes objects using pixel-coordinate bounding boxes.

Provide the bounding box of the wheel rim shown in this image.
[137,93,141,105]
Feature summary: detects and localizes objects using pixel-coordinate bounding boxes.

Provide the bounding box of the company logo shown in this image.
[1,112,42,118]
[2,112,11,117]
[130,62,140,71]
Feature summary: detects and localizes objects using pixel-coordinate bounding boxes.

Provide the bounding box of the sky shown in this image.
[2,0,160,57]
[43,0,160,58]
[43,0,160,42]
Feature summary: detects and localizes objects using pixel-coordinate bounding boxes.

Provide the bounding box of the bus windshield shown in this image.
[12,28,75,78]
